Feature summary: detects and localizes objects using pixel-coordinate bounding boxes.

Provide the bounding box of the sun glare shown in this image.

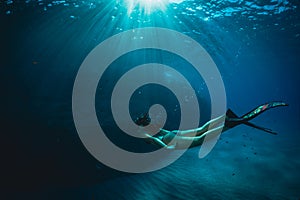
[125,0,171,15]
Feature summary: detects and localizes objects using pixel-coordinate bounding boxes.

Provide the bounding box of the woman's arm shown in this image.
[144,134,168,148]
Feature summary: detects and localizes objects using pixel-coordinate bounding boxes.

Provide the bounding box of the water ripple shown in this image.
[3,0,297,21]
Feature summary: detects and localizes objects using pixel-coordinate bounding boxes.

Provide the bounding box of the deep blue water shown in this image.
[1,0,300,199]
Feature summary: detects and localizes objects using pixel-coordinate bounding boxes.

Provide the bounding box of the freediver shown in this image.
[135,102,288,150]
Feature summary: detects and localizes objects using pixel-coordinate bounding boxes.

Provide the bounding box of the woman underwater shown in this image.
[135,102,288,150]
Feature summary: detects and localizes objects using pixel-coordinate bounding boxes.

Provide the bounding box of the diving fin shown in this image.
[225,102,287,134]
[243,121,277,135]
[226,109,239,118]
[241,102,288,121]
[225,109,243,128]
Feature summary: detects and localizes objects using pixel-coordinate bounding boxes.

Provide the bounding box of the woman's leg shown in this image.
[175,125,224,149]
[177,114,225,137]
[191,125,224,147]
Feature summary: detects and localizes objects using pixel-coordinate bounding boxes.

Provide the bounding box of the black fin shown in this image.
[226,109,239,118]
[241,101,288,121]
[243,121,277,135]
[225,102,287,134]
[225,109,243,128]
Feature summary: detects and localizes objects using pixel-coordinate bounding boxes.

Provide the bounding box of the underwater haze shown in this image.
[1,0,300,199]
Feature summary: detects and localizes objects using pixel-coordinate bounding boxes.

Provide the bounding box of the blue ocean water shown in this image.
[1,0,300,199]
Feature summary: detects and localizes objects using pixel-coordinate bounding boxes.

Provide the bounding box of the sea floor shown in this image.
[14,121,300,200]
